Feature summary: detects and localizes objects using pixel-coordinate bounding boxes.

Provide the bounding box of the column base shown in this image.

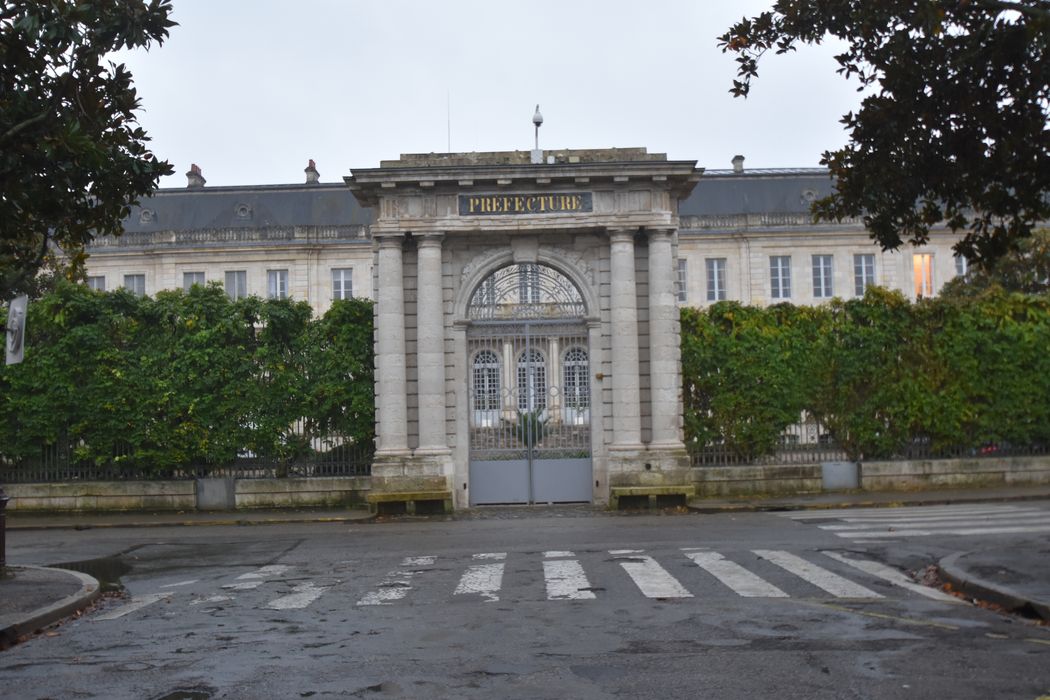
[368,451,455,514]
[607,443,692,488]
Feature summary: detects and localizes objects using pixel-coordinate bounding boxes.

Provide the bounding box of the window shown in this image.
[183,271,205,292]
[955,254,969,277]
[562,347,590,409]
[677,258,688,302]
[706,258,726,302]
[472,350,501,412]
[86,276,105,292]
[267,269,289,300]
[518,264,539,304]
[812,254,834,298]
[517,349,546,412]
[123,274,145,297]
[225,271,247,300]
[332,268,353,300]
[854,254,875,296]
[913,254,934,297]
[770,256,792,299]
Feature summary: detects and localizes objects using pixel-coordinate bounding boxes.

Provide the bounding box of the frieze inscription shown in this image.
[458,192,593,216]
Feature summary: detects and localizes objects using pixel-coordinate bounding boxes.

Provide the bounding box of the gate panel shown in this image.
[467,320,592,505]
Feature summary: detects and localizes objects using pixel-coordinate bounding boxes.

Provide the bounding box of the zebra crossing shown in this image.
[90,546,959,621]
[779,503,1050,541]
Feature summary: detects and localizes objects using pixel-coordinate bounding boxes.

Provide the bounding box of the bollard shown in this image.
[0,486,8,572]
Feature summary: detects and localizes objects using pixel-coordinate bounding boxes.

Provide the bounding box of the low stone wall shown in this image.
[6,481,196,512]
[692,456,1050,498]
[5,477,371,512]
[861,456,1050,490]
[235,477,369,509]
[694,465,823,498]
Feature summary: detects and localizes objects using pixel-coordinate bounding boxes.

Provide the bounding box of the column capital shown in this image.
[607,227,638,243]
[376,233,405,248]
[646,227,676,241]
[416,231,445,247]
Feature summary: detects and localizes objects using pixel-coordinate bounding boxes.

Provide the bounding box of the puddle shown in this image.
[152,688,214,700]
[50,555,132,593]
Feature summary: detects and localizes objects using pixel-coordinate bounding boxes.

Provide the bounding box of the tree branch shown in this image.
[0,108,51,143]
[969,0,1050,21]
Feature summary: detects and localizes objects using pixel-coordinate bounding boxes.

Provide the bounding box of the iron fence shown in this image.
[0,438,373,484]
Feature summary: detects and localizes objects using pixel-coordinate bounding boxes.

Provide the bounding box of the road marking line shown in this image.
[543,559,597,600]
[544,550,575,559]
[358,556,437,606]
[454,562,505,602]
[823,513,1050,528]
[160,579,199,588]
[222,581,264,591]
[473,552,507,561]
[832,524,1050,538]
[222,564,292,590]
[1025,638,1050,647]
[753,549,882,598]
[266,582,331,610]
[612,551,692,599]
[799,600,960,630]
[93,592,173,621]
[778,506,1029,520]
[820,551,960,603]
[683,551,788,597]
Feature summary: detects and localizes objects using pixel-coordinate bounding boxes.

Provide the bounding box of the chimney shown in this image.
[186,163,206,188]
[732,155,745,174]
[304,159,320,184]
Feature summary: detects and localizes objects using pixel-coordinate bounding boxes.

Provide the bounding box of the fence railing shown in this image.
[688,429,1050,468]
[0,438,373,483]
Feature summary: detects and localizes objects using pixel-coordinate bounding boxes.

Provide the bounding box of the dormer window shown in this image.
[139,208,156,224]
[235,203,252,220]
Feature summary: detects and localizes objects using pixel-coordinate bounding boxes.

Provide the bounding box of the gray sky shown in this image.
[116,1,864,188]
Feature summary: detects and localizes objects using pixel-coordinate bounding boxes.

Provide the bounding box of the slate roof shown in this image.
[119,168,834,233]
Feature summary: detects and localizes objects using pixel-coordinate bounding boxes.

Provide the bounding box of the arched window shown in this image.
[472,350,501,412]
[562,347,590,409]
[517,349,547,412]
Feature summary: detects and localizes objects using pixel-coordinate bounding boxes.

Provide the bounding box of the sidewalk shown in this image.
[2,487,1047,647]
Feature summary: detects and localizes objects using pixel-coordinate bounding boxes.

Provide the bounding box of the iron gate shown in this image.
[466,264,592,505]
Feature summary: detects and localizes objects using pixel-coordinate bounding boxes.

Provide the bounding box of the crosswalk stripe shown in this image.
[824,512,1048,526]
[160,579,199,588]
[543,559,596,600]
[820,551,960,603]
[222,564,291,590]
[454,554,506,602]
[683,550,788,597]
[358,555,437,606]
[266,582,330,610]
[612,551,692,599]
[93,592,172,621]
[753,549,882,598]
[832,524,1050,538]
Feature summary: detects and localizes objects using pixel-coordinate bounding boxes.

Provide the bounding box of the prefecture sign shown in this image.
[459,192,592,216]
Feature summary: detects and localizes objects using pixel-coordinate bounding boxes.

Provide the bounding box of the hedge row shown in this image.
[0,282,375,472]
[681,287,1050,461]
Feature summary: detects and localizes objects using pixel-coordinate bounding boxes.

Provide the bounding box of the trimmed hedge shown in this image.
[682,287,1050,461]
[0,282,374,473]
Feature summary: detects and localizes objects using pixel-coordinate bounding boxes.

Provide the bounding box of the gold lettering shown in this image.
[558,195,570,210]
[570,195,581,210]
[514,196,525,212]
[525,196,536,212]
[468,196,481,214]
[482,196,492,213]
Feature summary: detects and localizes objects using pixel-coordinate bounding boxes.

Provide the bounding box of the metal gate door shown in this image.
[467,320,593,505]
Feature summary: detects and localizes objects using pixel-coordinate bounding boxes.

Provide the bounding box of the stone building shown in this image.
[82,149,968,509]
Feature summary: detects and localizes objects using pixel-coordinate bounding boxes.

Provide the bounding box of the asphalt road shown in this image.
[2,505,1049,699]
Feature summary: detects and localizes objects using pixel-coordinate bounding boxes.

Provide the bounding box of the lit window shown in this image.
[913,254,934,297]
[812,255,834,298]
[706,258,726,302]
[225,271,247,300]
[183,271,205,292]
[853,254,875,296]
[770,256,792,299]
[123,274,145,297]
[267,269,289,300]
[332,268,353,300]
[87,276,106,292]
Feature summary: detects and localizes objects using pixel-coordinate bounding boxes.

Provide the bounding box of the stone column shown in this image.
[608,228,642,447]
[415,233,448,453]
[375,234,409,455]
[648,228,685,448]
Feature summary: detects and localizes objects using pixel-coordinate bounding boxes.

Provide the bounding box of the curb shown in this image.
[937,551,1050,623]
[6,511,377,531]
[0,566,101,647]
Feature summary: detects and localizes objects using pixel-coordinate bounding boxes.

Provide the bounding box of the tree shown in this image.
[0,0,175,302]
[720,1,1050,268]
[940,228,1050,296]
